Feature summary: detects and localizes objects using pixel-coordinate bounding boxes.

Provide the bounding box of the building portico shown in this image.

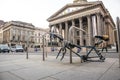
[47,0,115,47]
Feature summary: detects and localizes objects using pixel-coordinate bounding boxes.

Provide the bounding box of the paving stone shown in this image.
[0,72,23,80]
[10,63,73,80]
[39,77,58,80]
[99,61,120,80]
[0,63,24,73]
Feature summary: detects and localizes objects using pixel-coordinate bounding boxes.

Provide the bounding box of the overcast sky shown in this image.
[0,0,119,28]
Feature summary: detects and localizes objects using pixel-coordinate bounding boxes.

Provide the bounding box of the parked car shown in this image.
[10,46,16,52]
[0,44,10,53]
[15,45,24,52]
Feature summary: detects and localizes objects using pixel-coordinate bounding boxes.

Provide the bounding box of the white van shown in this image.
[15,45,24,52]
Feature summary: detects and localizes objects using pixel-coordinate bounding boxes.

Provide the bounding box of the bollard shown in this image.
[70,49,72,63]
[26,47,28,59]
[42,36,45,61]
[26,36,29,59]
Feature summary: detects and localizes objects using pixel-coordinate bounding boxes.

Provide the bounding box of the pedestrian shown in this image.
[101,35,109,52]
[101,40,108,52]
[77,48,81,53]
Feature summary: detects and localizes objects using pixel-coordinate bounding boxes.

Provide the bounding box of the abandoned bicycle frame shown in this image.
[26,26,109,63]
[50,26,108,63]
[51,33,107,62]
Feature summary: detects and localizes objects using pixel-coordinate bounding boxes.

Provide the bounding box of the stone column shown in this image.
[100,15,104,35]
[96,13,101,35]
[101,16,105,35]
[102,17,104,35]
[49,25,52,33]
[58,23,62,46]
[87,15,92,46]
[49,25,54,45]
[54,25,57,33]
[79,17,83,45]
[54,25,59,42]
[72,19,75,43]
[10,28,13,41]
[59,23,62,36]
[65,21,68,40]
[103,19,107,34]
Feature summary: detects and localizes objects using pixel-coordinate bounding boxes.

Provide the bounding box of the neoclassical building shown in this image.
[2,21,35,48]
[0,20,5,43]
[0,27,3,43]
[47,0,115,46]
[34,27,50,49]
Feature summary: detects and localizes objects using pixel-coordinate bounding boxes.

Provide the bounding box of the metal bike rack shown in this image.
[26,30,62,61]
[26,34,47,61]
[42,32,62,61]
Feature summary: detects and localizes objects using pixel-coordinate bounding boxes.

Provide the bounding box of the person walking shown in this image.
[101,40,108,52]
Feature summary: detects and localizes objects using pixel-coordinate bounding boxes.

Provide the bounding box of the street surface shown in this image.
[0,50,120,80]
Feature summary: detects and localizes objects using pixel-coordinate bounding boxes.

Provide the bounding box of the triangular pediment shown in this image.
[47,1,103,21]
[47,2,99,21]
[56,6,89,17]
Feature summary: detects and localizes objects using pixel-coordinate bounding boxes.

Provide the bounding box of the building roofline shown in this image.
[47,1,103,21]
[3,21,35,30]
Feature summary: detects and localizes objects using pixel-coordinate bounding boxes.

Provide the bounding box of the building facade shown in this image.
[47,0,115,47]
[0,20,5,43]
[34,27,50,49]
[0,26,3,43]
[2,21,35,48]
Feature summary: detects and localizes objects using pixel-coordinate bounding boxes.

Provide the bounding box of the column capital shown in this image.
[79,17,82,20]
[87,14,91,18]
[59,23,62,26]
[95,11,101,15]
[64,21,68,23]
[96,12,103,17]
